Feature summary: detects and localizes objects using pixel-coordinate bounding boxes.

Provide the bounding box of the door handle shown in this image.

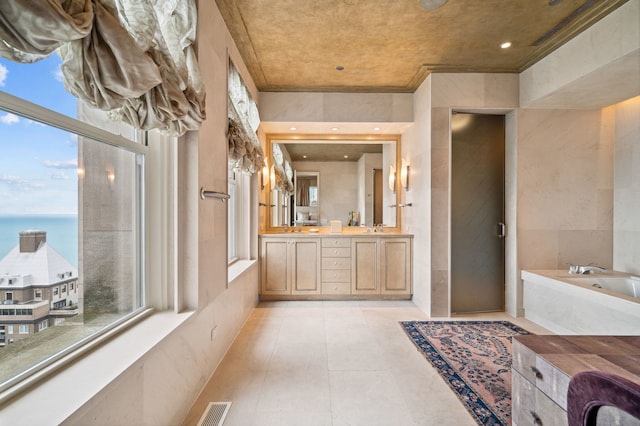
[497,222,506,239]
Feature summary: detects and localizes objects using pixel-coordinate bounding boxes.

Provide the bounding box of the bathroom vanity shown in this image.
[512,335,640,426]
[259,233,412,300]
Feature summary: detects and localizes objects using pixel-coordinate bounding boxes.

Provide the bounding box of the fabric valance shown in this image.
[227,63,264,174]
[0,0,205,136]
[270,143,294,195]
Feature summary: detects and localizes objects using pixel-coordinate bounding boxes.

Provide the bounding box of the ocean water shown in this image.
[0,215,78,267]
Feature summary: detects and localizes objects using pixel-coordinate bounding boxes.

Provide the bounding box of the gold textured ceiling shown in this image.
[215,0,628,93]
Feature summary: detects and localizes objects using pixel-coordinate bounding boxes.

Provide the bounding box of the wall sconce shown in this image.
[261,161,269,190]
[400,159,409,191]
[107,169,115,189]
[270,165,276,190]
[388,165,396,192]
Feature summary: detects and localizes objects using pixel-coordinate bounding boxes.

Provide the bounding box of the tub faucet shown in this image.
[576,264,607,274]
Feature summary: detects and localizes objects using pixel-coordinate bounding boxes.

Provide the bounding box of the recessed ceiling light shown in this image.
[331,127,339,131]
[290,127,297,130]
[336,65,344,71]
[303,155,307,159]
[501,41,512,49]
[373,127,381,131]
[419,0,447,11]
[344,155,349,158]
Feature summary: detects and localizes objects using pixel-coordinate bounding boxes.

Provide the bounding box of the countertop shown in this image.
[260,227,413,237]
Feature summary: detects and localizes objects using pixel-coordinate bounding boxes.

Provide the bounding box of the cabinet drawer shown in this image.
[511,370,536,426]
[514,343,571,409]
[322,238,351,248]
[535,357,571,410]
[321,281,351,295]
[532,388,568,426]
[322,269,351,283]
[512,339,538,383]
[512,370,567,426]
[322,247,351,258]
[322,257,351,270]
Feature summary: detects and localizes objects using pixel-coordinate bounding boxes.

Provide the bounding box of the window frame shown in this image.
[227,167,250,266]
[227,167,238,264]
[0,90,153,399]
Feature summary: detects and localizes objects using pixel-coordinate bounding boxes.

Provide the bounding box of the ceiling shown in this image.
[215,0,628,93]
[278,142,383,162]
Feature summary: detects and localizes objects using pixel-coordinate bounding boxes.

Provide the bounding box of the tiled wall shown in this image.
[520,0,639,109]
[428,73,520,317]
[613,96,640,275]
[516,108,615,271]
[400,78,431,314]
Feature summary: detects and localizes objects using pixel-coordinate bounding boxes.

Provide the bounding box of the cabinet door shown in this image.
[381,238,412,295]
[291,239,321,294]
[351,238,379,294]
[261,238,290,295]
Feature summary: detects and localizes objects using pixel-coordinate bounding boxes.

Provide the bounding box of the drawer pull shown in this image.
[529,411,542,425]
[530,366,542,379]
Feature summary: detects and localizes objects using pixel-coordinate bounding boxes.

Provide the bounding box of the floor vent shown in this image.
[197,402,232,426]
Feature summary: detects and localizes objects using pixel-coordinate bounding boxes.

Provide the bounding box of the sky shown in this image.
[0,55,79,216]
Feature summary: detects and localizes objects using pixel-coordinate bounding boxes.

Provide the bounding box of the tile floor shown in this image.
[182,300,551,426]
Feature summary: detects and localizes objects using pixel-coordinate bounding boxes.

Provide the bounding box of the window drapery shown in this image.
[227,62,264,174]
[0,0,205,136]
[270,143,294,195]
[296,178,310,206]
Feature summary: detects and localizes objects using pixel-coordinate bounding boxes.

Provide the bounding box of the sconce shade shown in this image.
[261,163,269,189]
[400,159,409,190]
[270,165,276,189]
[388,165,396,192]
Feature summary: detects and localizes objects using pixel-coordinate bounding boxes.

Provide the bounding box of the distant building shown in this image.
[0,231,80,347]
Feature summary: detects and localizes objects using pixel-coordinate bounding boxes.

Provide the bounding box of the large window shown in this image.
[228,168,237,263]
[226,62,258,267]
[227,167,250,265]
[0,55,147,393]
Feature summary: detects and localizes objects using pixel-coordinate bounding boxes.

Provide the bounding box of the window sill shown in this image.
[1,309,194,425]
[228,259,257,284]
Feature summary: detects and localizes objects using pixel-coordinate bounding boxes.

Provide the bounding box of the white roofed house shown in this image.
[0,231,80,347]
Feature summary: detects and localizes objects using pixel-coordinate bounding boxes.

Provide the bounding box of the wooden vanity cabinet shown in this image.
[260,237,321,296]
[321,238,352,295]
[380,237,412,295]
[352,237,412,296]
[352,238,380,294]
[260,234,412,299]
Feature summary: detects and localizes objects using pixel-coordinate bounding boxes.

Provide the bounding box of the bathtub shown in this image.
[521,270,640,335]
[565,275,640,299]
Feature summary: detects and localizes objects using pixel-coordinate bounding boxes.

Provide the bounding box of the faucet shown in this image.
[573,264,607,274]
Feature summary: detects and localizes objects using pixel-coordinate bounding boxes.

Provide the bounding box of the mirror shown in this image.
[294,171,319,226]
[264,135,401,231]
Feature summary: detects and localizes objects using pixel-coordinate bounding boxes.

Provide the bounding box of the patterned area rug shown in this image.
[400,320,532,426]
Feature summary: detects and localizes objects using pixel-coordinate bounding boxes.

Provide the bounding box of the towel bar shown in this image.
[200,187,230,201]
